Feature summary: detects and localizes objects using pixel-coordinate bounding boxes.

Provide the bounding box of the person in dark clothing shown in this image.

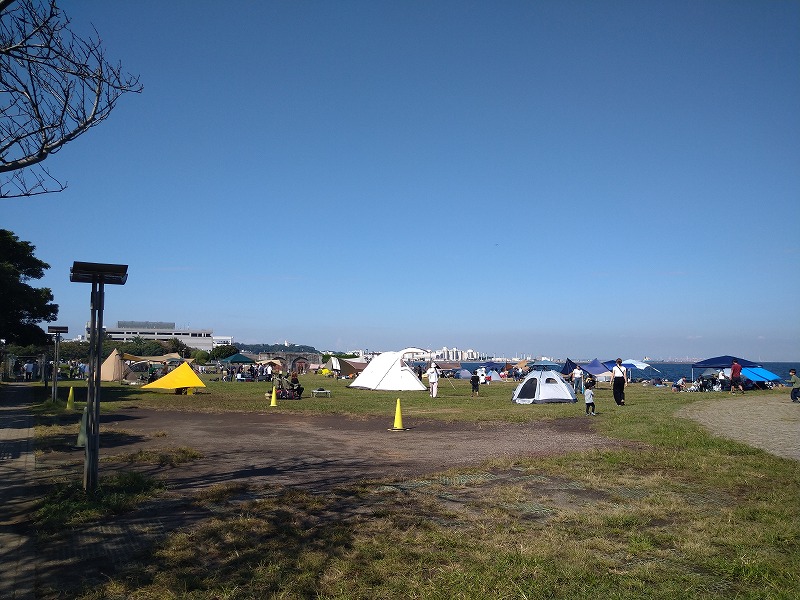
[611,358,626,406]
[470,370,480,397]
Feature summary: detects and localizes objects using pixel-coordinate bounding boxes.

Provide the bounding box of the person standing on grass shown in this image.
[612,358,626,405]
[471,370,480,397]
[571,365,584,394]
[730,359,744,395]
[427,362,440,398]
[787,369,800,403]
[584,380,596,415]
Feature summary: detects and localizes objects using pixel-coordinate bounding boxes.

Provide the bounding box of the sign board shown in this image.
[48,326,69,334]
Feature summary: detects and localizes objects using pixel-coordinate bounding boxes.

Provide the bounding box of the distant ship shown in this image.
[643,356,652,361]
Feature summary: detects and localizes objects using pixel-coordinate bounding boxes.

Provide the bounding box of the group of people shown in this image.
[222,362,277,382]
[272,371,304,399]
[578,358,628,416]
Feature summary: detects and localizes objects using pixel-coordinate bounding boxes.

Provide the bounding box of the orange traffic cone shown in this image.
[388,398,408,431]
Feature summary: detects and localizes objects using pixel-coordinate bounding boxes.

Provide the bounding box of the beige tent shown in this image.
[100,348,130,382]
[142,362,205,391]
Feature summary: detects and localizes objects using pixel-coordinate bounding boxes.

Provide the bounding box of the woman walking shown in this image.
[612,358,626,406]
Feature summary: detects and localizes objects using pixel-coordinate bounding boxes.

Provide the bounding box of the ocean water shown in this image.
[633,362,797,382]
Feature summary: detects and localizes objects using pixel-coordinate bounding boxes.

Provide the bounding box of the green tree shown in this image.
[191,350,210,364]
[163,337,190,357]
[0,229,58,345]
[59,340,90,362]
[209,345,239,361]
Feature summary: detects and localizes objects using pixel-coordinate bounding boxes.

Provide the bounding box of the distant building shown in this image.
[97,321,222,352]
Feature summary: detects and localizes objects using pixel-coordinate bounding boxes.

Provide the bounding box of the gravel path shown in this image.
[678,393,800,461]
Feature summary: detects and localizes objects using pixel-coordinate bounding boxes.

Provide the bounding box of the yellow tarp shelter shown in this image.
[142,362,205,391]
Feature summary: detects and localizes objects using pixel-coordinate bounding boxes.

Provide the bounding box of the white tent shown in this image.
[349,347,427,391]
[512,369,577,404]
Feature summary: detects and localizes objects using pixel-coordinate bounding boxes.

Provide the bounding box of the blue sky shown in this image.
[3,0,799,361]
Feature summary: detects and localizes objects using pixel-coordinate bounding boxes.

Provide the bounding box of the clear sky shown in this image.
[3,0,799,361]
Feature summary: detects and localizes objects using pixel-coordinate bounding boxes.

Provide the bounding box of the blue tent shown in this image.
[454,368,472,379]
[691,355,760,369]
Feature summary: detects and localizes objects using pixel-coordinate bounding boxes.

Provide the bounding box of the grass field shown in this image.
[29,375,800,599]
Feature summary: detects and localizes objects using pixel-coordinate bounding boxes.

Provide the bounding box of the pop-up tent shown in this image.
[142,362,205,392]
[349,348,426,391]
[512,369,577,404]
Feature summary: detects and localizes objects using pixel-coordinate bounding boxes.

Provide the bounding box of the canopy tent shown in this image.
[219,353,255,364]
[691,355,760,380]
[581,359,613,381]
[349,348,427,391]
[512,369,577,404]
[601,359,658,381]
[142,362,205,391]
[100,348,131,382]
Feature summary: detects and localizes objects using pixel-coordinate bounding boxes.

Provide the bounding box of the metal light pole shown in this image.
[48,326,68,403]
[70,262,128,492]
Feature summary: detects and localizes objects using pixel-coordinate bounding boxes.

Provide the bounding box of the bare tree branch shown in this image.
[1,0,142,198]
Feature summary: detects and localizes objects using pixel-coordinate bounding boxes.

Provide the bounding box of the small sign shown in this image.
[48,326,69,334]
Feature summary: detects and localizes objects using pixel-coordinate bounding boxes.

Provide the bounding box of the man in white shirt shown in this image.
[571,366,584,394]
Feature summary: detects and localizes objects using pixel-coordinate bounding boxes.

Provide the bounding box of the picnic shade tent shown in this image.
[581,359,613,381]
[691,355,760,380]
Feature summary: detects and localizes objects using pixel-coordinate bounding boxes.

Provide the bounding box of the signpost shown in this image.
[47,325,68,403]
[70,262,128,492]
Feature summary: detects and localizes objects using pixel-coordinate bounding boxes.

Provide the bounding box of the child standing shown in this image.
[788,369,799,403]
[584,382,595,416]
[470,370,480,397]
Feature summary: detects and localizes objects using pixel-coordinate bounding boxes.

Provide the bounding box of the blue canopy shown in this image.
[581,359,611,376]
[741,367,781,382]
[691,355,760,369]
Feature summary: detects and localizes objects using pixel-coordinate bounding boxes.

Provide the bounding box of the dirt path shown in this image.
[38,407,630,492]
[678,393,800,461]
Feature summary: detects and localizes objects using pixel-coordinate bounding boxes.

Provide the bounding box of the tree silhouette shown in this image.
[1,0,142,198]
